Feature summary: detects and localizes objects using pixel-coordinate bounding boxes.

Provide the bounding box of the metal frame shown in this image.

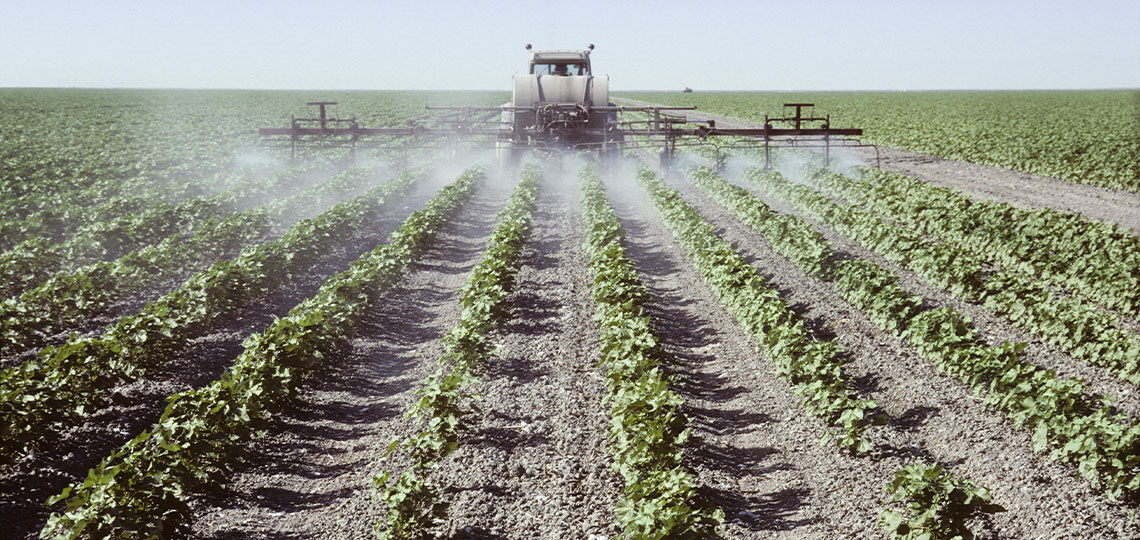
[258,101,874,168]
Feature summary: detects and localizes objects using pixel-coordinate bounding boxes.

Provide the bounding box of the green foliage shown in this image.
[688,166,834,279]
[0,88,508,237]
[880,463,1005,540]
[834,247,1140,501]
[688,160,1140,500]
[36,167,483,538]
[580,164,723,538]
[740,167,984,301]
[372,469,448,540]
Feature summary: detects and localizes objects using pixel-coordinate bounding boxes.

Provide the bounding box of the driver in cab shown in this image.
[550,63,583,76]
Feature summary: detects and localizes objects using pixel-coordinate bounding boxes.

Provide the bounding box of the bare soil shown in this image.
[181,170,622,540]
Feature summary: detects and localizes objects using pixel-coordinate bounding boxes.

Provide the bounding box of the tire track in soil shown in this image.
[183,179,513,540]
[0,173,454,540]
[433,172,620,539]
[657,169,1137,539]
[721,173,1140,418]
[614,97,1140,234]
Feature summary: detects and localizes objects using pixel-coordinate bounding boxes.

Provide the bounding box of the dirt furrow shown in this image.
[0,173,455,540]
[660,168,1136,539]
[184,179,514,539]
[432,172,620,539]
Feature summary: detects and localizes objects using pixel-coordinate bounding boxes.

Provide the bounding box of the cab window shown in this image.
[534,63,585,75]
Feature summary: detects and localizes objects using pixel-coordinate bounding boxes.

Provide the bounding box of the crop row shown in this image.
[685,166,1140,501]
[39,166,483,539]
[735,167,1140,384]
[819,167,1140,320]
[0,169,423,460]
[0,88,510,248]
[0,160,283,257]
[0,166,399,358]
[0,163,328,301]
[579,164,722,537]
[375,165,538,538]
[637,167,879,453]
[0,126,239,225]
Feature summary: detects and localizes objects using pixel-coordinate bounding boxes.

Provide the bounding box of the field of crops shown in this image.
[2,88,1139,539]
[623,90,1140,192]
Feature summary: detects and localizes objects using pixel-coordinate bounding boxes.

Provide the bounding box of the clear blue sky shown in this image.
[1,0,1137,90]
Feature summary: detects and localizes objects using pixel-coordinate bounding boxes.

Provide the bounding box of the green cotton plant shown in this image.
[880,463,1005,540]
[687,166,834,280]
[401,365,476,461]
[0,163,323,302]
[689,157,1140,498]
[822,167,1140,323]
[372,468,448,540]
[374,165,540,539]
[580,164,723,538]
[739,167,985,302]
[622,90,1140,191]
[38,167,484,540]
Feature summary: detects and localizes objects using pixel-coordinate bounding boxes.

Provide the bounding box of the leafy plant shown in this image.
[880,463,1005,540]
[373,469,448,540]
[687,160,1140,500]
[735,165,1140,384]
[622,90,1140,191]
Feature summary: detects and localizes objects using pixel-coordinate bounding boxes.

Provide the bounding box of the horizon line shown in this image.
[2,86,1138,93]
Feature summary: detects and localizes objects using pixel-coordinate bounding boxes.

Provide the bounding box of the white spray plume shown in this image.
[233,146,285,169]
[822,146,867,177]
